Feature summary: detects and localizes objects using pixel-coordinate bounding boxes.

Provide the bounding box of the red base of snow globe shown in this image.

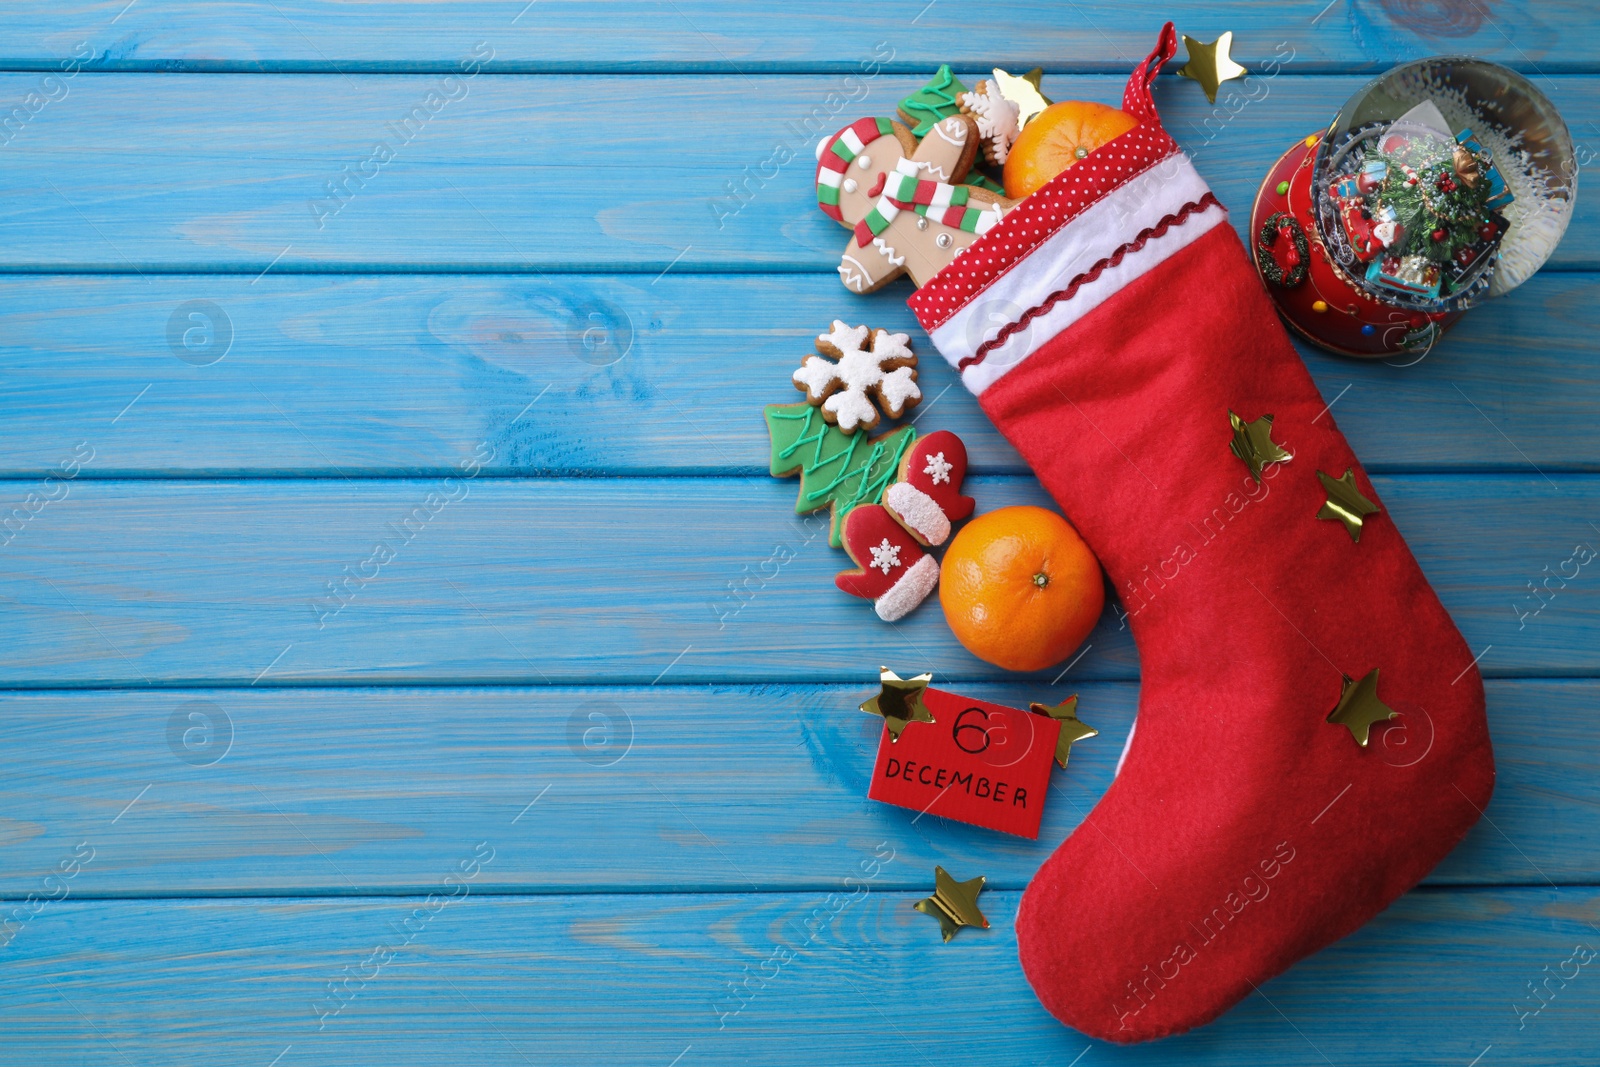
[1250,133,1458,360]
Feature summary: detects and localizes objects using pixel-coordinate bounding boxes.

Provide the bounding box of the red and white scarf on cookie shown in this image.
[853,158,1006,248]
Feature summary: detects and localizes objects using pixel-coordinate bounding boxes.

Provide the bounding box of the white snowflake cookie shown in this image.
[960,80,1022,166]
[793,320,920,433]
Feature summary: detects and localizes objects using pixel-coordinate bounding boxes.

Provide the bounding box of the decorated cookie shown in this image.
[794,320,920,433]
[960,79,1022,165]
[835,503,940,621]
[964,171,1008,196]
[815,115,1017,293]
[884,430,975,546]
[898,65,968,138]
[765,403,916,548]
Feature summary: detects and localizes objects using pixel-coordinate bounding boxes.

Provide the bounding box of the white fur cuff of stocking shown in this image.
[885,482,951,546]
[875,554,939,621]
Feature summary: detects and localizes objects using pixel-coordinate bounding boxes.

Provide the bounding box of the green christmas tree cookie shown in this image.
[965,172,1007,195]
[765,403,916,547]
[898,65,967,138]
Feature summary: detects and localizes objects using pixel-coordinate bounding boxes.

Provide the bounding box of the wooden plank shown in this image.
[0,888,1594,1064]
[0,680,1592,895]
[0,475,1594,686]
[0,72,1595,271]
[3,272,1599,478]
[0,2,1595,74]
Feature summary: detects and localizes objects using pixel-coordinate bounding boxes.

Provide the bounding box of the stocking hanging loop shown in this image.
[1122,21,1177,125]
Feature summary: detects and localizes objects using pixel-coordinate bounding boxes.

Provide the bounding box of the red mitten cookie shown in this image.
[835,504,939,621]
[883,429,975,546]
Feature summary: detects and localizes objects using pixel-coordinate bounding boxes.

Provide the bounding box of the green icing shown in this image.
[965,172,1006,195]
[899,65,967,138]
[765,403,917,548]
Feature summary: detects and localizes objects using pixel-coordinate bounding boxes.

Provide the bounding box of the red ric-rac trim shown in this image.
[957,192,1222,371]
[907,124,1178,333]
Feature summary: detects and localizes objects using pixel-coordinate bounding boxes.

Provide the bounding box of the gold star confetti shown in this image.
[860,667,934,741]
[1316,468,1381,542]
[914,865,990,942]
[1177,32,1248,105]
[1030,696,1099,769]
[1327,668,1396,747]
[1228,409,1292,482]
[990,66,1053,128]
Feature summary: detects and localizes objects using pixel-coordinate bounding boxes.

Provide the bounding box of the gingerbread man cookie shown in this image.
[815,115,1016,294]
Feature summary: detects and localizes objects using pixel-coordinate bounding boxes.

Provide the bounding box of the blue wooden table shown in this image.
[1,3,1597,1064]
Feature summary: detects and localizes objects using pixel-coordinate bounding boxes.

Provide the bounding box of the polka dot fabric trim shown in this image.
[1122,21,1179,123]
[907,123,1179,333]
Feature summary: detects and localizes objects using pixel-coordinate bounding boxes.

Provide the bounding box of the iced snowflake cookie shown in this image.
[816,116,1017,294]
[960,80,1022,165]
[835,503,939,621]
[794,320,921,433]
[884,430,975,546]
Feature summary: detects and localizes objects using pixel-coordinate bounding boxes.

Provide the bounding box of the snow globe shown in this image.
[1250,57,1576,359]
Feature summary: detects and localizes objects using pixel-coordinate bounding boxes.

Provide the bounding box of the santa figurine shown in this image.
[1331,193,1401,262]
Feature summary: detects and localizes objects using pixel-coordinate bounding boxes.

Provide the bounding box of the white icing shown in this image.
[875,554,939,622]
[934,116,968,144]
[837,255,870,293]
[961,86,1020,163]
[794,321,921,432]
[856,153,872,169]
[818,320,870,353]
[923,452,953,484]
[903,157,953,182]
[869,537,902,574]
[885,481,950,546]
[871,330,920,411]
[816,135,829,161]
[872,236,905,267]
[842,178,858,193]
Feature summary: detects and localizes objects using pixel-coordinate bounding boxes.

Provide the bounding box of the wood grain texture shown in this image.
[0,1,1589,73]
[0,680,1594,896]
[2,271,1599,477]
[0,888,1596,1065]
[0,475,1596,686]
[0,71,1593,271]
[0,1,1594,1057]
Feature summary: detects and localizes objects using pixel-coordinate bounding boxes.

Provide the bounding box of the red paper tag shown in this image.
[867,687,1060,839]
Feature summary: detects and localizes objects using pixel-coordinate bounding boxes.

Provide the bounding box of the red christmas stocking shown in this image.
[906,23,1494,1042]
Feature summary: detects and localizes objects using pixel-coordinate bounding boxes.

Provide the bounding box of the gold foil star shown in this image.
[1229,410,1292,483]
[1316,468,1381,542]
[860,667,934,741]
[1029,696,1099,769]
[914,866,990,942]
[1327,668,1396,747]
[1177,32,1248,105]
[990,67,1053,128]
